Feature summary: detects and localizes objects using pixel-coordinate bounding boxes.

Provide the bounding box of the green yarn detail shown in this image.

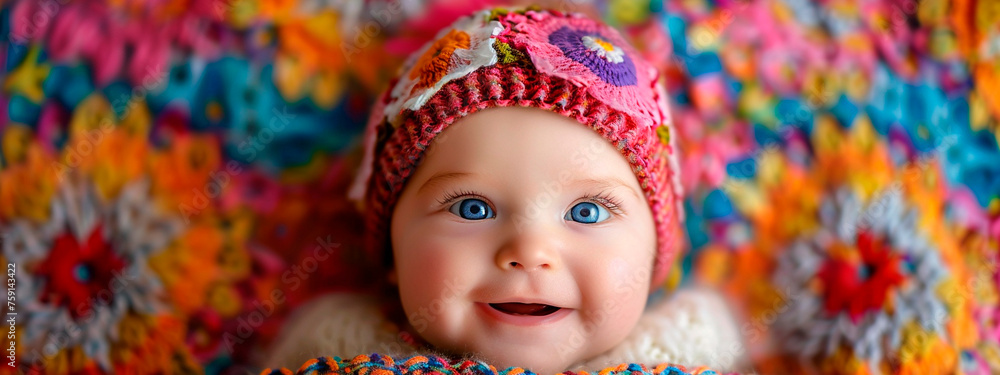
[657,124,671,145]
[486,7,509,21]
[486,6,541,22]
[494,42,529,65]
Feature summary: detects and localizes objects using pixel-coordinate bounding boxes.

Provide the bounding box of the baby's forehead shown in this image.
[438,107,616,148]
[424,108,632,169]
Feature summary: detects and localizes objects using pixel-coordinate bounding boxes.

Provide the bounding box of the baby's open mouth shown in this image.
[488,302,561,316]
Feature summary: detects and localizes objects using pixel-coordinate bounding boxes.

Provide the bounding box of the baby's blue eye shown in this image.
[449,198,495,220]
[565,202,610,224]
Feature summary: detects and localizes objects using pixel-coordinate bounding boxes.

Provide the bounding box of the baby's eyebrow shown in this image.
[417,171,476,195]
[569,177,642,200]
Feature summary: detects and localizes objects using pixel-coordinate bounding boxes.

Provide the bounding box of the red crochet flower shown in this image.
[186,309,224,362]
[817,231,907,321]
[36,224,127,318]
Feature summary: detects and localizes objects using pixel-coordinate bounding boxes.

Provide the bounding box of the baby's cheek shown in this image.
[397,232,476,276]
[395,236,476,310]
[396,243,453,299]
[605,256,652,298]
[567,257,647,359]
[603,258,648,321]
[394,218,456,275]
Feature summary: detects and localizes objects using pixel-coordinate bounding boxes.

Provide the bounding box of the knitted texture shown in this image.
[260,354,727,375]
[350,8,683,285]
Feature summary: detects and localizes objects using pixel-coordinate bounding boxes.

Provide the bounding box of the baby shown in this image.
[266,7,743,374]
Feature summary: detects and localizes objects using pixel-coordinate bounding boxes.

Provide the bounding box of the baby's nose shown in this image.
[494,231,561,272]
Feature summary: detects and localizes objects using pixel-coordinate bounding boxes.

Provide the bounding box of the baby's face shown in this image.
[390,107,656,374]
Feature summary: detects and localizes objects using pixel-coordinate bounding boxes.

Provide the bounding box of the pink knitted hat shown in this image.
[349,8,684,286]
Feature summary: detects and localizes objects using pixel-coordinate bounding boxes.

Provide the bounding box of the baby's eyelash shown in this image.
[583,191,625,214]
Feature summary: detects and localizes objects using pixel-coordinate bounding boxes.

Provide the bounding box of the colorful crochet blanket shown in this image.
[1,0,998,374]
[260,354,728,375]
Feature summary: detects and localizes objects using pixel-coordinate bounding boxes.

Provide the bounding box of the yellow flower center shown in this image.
[593,37,615,52]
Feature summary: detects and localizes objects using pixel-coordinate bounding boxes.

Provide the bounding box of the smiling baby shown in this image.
[264,7,744,375]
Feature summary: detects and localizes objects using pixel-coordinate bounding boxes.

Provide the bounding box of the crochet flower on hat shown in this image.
[500,10,663,127]
[381,8,669,130]
[384,11,503,126]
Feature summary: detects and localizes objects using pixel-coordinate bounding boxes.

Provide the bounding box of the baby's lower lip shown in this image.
[475,302,572,327]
